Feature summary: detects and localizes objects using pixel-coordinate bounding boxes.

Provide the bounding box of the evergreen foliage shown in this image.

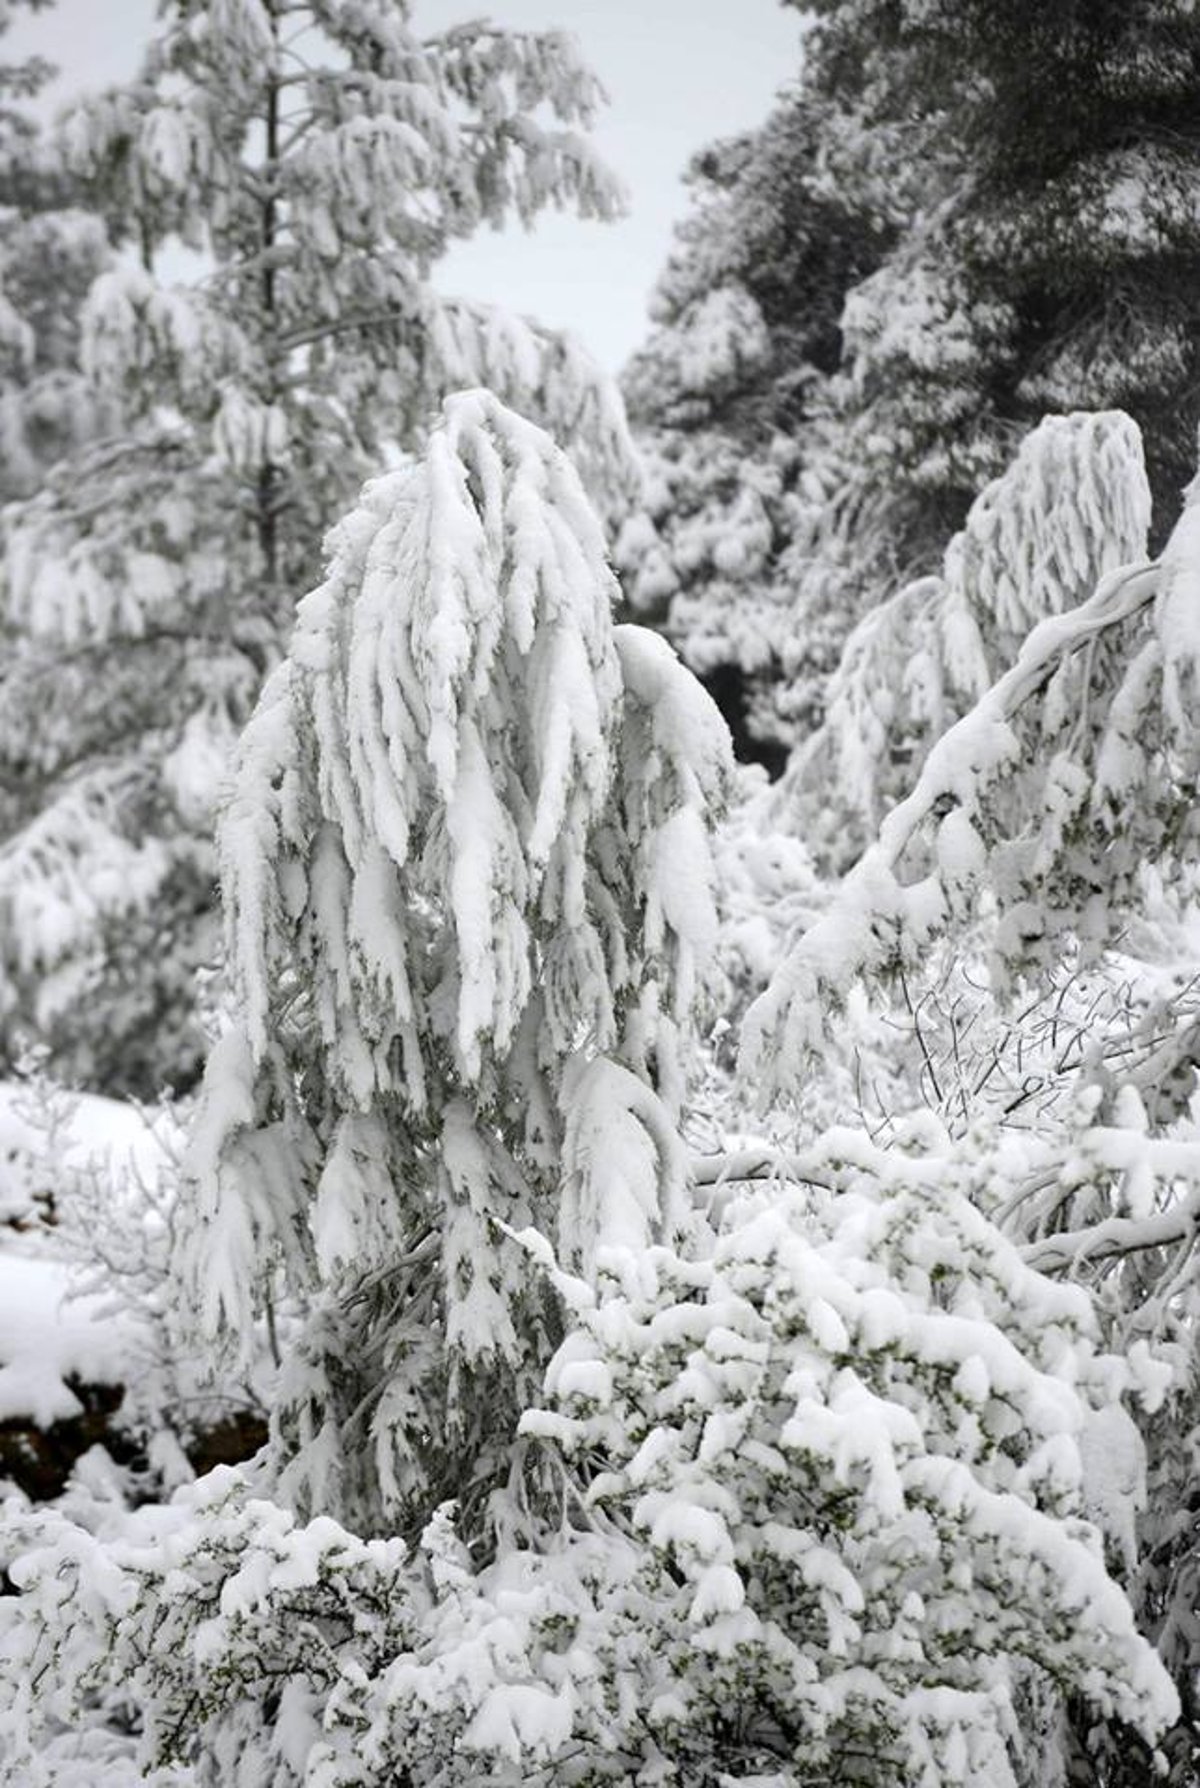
[2,8,1199,1786]
[626,1,1200,759]
[784,411,1153,858]
[0,0,110,504]
[616,85,886,756]
[743,435,1198,1103]
[179,388,730,1535]
[1,392,1190,1788]
[4,1155,1178,1785]
[797,0,1200,556]
[739,404,1200,1784]
[0,0,633,1097]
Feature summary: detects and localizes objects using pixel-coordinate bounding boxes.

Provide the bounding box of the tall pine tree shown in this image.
[0,0,633,1097]
[0,0,121,1078]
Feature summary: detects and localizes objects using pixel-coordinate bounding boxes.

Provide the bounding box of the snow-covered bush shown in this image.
[739,413,1200,1343]
[528,1144,1178,1786]
[0,1060,273,1508]
[3,1135,1180,1786]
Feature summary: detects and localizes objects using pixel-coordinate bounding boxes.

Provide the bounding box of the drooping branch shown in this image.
[741,557,1161,1100]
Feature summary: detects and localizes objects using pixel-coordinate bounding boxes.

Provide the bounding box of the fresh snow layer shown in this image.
[0,1082,168,1425]
[0,1080,173,1223]
[0,1249,136,1427]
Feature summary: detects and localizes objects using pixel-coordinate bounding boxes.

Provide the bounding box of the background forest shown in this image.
[0,2,1197,1784]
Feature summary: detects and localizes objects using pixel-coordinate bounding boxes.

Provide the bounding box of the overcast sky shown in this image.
[9,0,804,371]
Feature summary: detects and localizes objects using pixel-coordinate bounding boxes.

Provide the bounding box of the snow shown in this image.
[0,1249,137,1427]
[4,13,1200,1772]
[0,1084,169,1426]
[0,1081,173,1224]
[462,1682,575,1761]
[1156,478,1200,730]
[1078,1403,1147,1577]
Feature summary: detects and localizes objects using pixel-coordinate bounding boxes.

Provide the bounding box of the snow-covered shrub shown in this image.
[3,1137,1180,1786]
[527,1141,1178,1786]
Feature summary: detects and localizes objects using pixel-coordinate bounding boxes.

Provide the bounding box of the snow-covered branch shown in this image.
[742,553,1160,1099]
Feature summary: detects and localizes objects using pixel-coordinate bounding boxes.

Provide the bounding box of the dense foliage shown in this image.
[3,389,1192,1788]
[624,0,1200,760]
[616,87,886,756]
[0,0,110,505]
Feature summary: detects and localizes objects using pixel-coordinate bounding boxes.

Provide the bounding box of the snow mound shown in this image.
[0,1249,138,1427]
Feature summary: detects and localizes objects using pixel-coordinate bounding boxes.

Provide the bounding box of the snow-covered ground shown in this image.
[0,1247,137,1427]
[0,1082,174,1425]
[0,1080,171,1219]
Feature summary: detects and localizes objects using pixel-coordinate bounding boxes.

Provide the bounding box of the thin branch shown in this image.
[689,1148,834,1190]
[1023,1185,1200,1274]
[280,303,418,353]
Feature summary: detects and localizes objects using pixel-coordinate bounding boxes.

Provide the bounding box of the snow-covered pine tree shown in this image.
[179,387,731,1535]
[778,0,1200,663]
[625,3,1200,761]
[0,0,634,1097]
[0,0,111,504]
[0,3,128,1081]
[0,385,734,1783]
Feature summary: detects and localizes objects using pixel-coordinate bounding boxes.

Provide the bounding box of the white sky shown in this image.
[8,0,804,371]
